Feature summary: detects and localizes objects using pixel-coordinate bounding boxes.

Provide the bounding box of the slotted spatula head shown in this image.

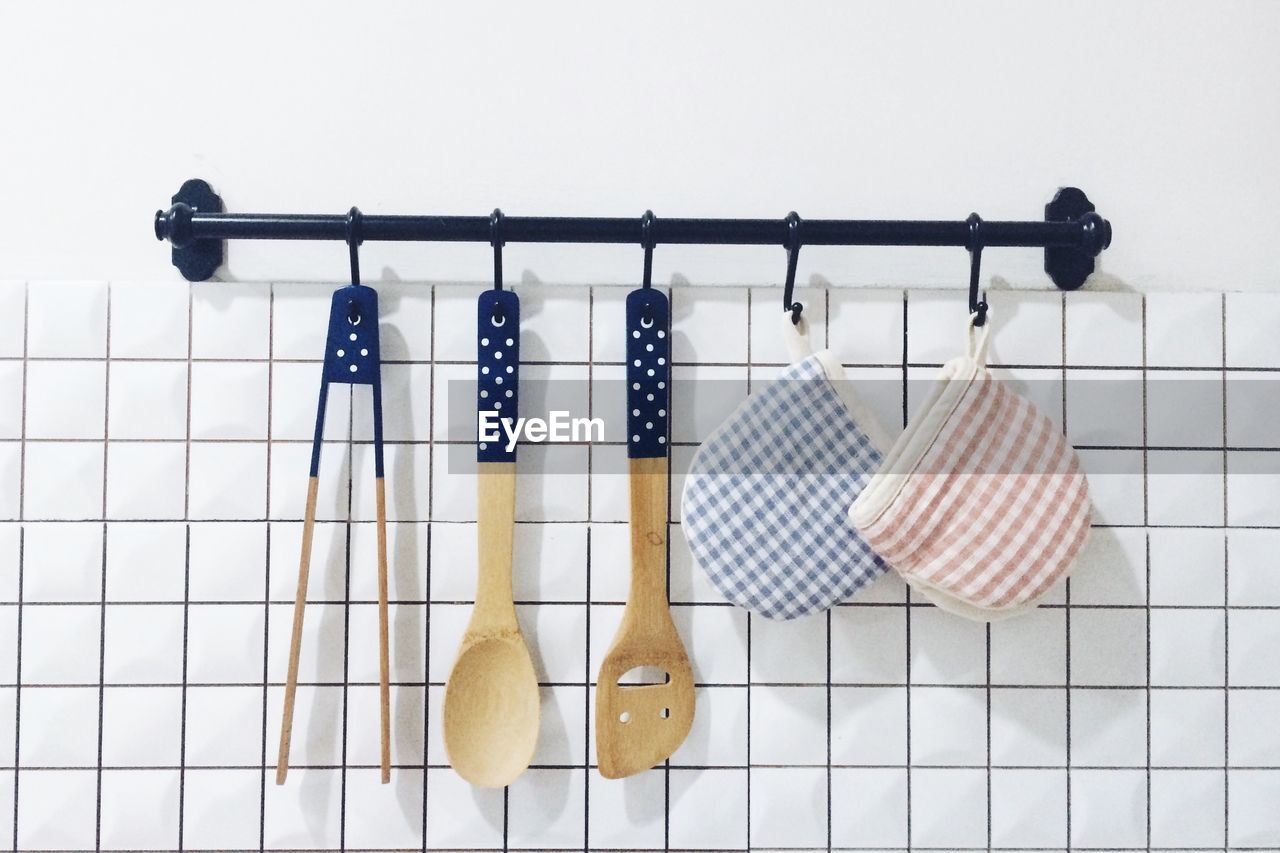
[595,607,695,779]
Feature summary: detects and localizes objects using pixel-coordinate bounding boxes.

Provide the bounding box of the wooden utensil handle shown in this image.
[627,457,670,620]
[375,477,390,784]
[277,476,319,785]
[472,462,518,634]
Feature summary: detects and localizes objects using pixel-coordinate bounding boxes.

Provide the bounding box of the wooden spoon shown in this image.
[595,286,694,779]
[442,288,540,788]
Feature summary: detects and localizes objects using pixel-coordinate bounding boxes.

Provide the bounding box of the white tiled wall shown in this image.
[0,281,1278,851]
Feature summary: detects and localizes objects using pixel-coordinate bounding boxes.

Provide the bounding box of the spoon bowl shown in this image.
[444,635,540,788]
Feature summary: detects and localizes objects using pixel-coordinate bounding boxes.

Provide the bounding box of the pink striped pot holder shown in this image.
[848,313,1092,621]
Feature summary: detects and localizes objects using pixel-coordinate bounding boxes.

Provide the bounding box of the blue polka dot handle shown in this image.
[626,287,670,459]
[477,289,520,463]
[312,283,383,478]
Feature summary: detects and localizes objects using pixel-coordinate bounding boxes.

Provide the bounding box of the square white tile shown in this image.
[1069,609,1147,686]
[1070,526,1147,606]
[1151,768,1225,848]
[672,685,747,767]
[190,360,269,440]
[1146,291,1223,367]
[990,768,1068,847]
[0,281,26,358]
[24,360,106,439]
[748,684,826,766]
[187,443,267,520]
[97,768,180,845]
[0,442,18,520]
[368,282,435,362]
[830,606,907,684]
[1228,529,1280,606]
[1227,450,1280,526]
[985,289,1064,366]
[191,283,270,359]
[102,603,184,683]
[1228,610,1280,687]
[1070,768,1147,847]
[671,287,748,365]
[1070,689,1147,766]
[1147,370,1224,446]
[27,281,108,359]
[1148,449,1226,527]
[749,613,827,684]
[830,687,907,765]
[1229,691,1280,766]
[1228,769,1280,847]
[106,441,186,519]
[1225,292,1280,368]
[989,688,1067,766]
[909,607,986,685]
[22,522,102,602]
[1077,448,1145,526]
[341,768,426,850]
[1065,368,1143,446]
[1150,609,1226,686]
[183,685,265,767]
[101,686,183,763]
[109,281,190,359]
[1226,371,1280,448]
[108,360,188,439]
[1150,689,1225,767]
[587,768,666,849]
[506,768,586,849]
[909,686,987,766]
[990,607,1066,685]
[516,286,591,363]
[188,522,267,602]
[910,767,988,847]
[261,767,342,848]
[1065,291,1143,367]
[749,766,827,848]
[830,767,908,847]
[422,768,504,849]
[430,284,486,363]
[18,687,99,766]
[181,769,263,850]
[0,362,24,439]
[1149,527,1226,606]
[186,603,264,684]
[271,283,333,361]
[21,605,100,684]
[667,768,748,850]
[15,769,97,850]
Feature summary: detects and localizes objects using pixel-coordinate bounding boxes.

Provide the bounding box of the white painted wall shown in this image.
[1,0,1278,291]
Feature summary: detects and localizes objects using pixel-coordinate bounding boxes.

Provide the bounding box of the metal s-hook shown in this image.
[966,212,988,327]
[640,210,656,289]
[489,208,505,292]
[346,206,363,287]
[782,211,803,325]
[345,207,364,325]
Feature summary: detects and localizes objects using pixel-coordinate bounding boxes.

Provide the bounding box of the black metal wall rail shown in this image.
[153,179,1112,291]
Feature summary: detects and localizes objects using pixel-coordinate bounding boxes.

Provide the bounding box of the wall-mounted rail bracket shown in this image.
[156,178,224,282]
[1045,187,1109,290]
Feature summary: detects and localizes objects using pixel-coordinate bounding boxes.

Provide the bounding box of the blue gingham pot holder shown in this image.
[680,315,892,620]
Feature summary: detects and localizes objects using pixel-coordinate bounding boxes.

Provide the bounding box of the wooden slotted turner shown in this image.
[596,286,694,779]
